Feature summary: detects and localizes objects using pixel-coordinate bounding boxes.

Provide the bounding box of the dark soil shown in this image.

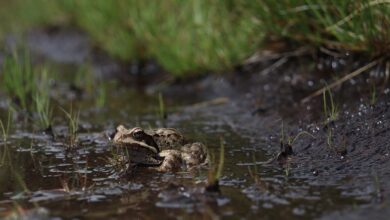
[166,54,390,219]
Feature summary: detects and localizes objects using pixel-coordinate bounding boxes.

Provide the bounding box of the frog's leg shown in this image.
[156,150,183,172]
[180,142,209,168]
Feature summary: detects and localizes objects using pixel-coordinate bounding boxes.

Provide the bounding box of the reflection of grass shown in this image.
[60,106,80,148]
[284,161,291,177]
[247,154,268,190]
[0,109,12,142]
[0,109,12,167]
[207,137,225,189]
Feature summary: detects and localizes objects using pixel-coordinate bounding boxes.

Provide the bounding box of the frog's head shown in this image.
[112,125,160,153]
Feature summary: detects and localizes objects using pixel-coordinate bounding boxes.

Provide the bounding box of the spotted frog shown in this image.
[111,125,208,172]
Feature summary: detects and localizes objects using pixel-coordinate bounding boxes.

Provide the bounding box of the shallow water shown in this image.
[1,27,387,218]
[0,81,378,219]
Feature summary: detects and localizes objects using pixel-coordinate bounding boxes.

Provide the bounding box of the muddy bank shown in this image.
[161,54,390,219]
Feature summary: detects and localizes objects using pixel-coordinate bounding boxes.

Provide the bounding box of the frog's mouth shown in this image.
[136,155,165,167]
[139,133,160,152]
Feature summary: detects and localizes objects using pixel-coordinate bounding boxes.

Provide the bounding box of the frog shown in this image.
[111,125,208,173]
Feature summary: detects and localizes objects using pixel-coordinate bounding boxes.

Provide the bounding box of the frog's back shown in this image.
[147,128,186,150]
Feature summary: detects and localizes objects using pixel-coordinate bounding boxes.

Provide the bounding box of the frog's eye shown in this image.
[132,130,144,140]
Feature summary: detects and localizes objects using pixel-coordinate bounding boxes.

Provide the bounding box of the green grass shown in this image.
[323,88,339,122]
[2,51,35,111]
[34,68,53,130]
[207,137,225,186]
[250,0,390,52]
[95,84,107,109]
[0,109,12,167]
[1,50,55,129]
[60,106,80,148]
[0,0,388,75]
[0,109,12,142]
[157,92,166,120]
[74,64,95,95]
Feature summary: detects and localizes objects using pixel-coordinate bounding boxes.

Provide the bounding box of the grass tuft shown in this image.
[34,68,53,130]
[60,105,80,148]
[0,1,388,75]
[158,92,166,120]
[2,51,35,111]
[323,88,339,122]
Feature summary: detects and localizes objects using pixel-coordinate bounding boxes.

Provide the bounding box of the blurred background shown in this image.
[0,0,388,76]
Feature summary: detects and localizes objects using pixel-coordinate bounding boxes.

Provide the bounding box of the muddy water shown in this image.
[0,83,377,220]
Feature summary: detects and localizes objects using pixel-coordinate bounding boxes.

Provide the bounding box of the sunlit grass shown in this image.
[250,0,390,52]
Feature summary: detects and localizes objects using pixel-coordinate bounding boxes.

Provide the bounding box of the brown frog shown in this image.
[111,125,208,172]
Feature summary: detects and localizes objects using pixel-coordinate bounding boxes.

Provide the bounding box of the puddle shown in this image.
[1,28,389,219]
[0,82,383,219]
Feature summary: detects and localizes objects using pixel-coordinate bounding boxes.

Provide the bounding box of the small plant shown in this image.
[277,122,315,162]
[0,109,13,142]
[286,131,315,146]
[323,88,339,123]
[370,84,377,106]
[60,106,80,148]
[0,109,13,167]
[158,92,166,120]
[74,64,95,94]
[34,68,53,130]
[206,137,225,192]
[280,121,315,149]
[2,51,36,111]
[95,83,107,109]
